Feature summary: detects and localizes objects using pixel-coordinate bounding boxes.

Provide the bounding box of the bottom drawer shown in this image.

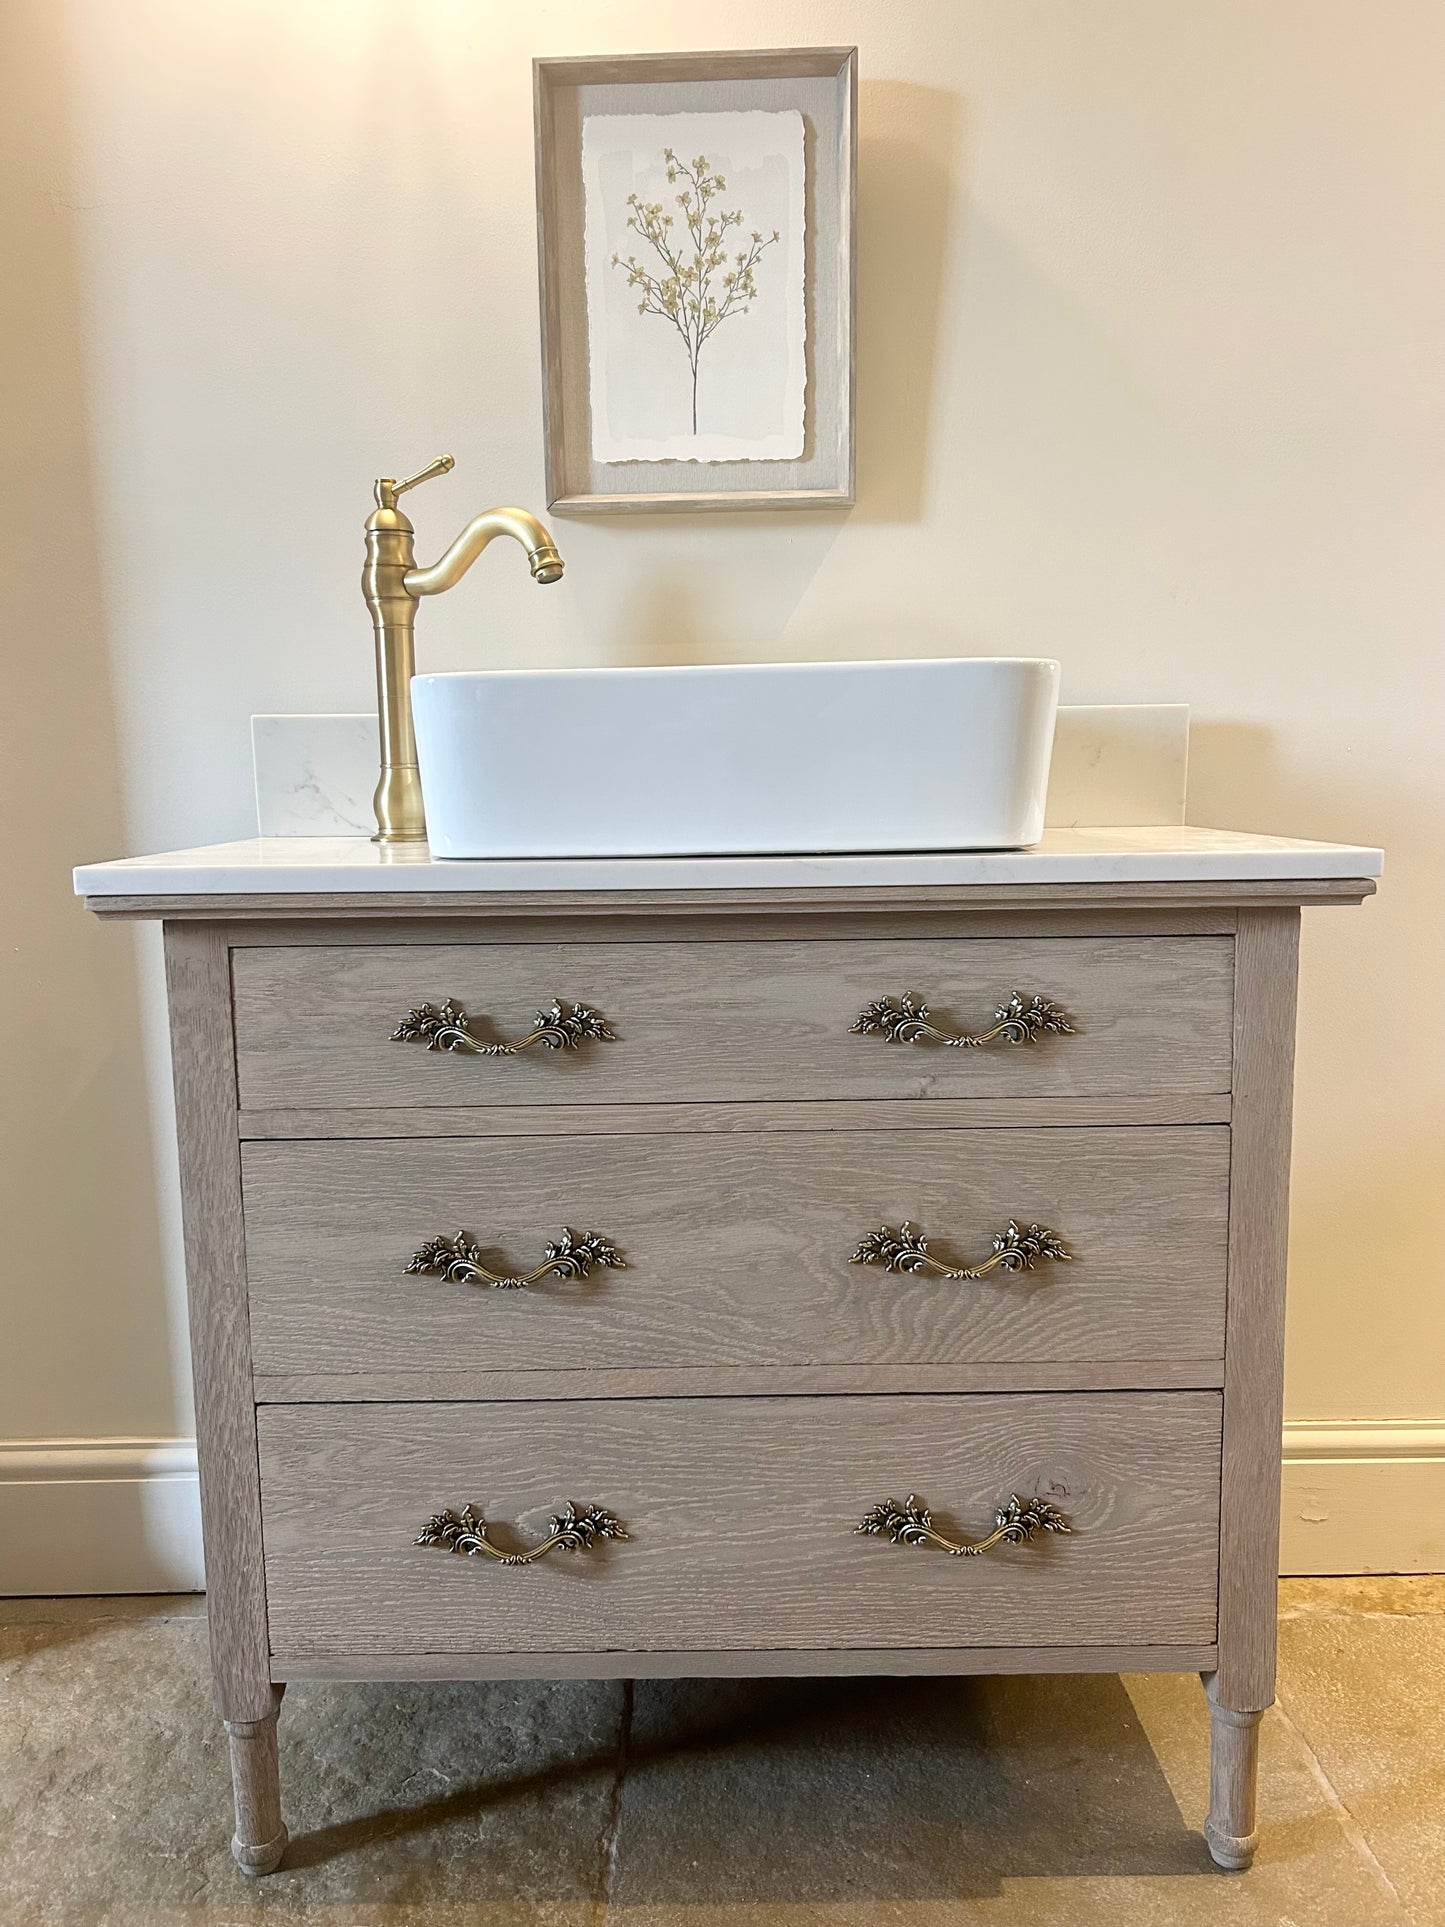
[258,1392,1221,1660]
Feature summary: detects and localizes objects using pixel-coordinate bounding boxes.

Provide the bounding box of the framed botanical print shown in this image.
[533,47,856,513]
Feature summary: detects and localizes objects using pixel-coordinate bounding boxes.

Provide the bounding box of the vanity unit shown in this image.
[77,827,1379,1876]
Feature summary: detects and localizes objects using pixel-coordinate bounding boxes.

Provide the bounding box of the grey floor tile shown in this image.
[0,1589,1436,1926]
[1275,1607,1445,1927]
[597,1669,1409,1924]
[0,1612,620,1924]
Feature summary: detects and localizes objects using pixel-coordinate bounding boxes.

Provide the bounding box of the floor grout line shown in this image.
[1269,1698,1407,1917]
[591,1676,633,1926]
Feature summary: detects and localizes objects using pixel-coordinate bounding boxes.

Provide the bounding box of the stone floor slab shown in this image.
[597,1669,1410,1924]
[1275,1606,1445,1927]
[0,1611,620,1925]
[0,1587,1438,1926]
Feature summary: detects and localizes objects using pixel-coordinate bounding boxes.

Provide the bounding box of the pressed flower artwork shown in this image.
[581,110,806,463]
[611,150,781,436]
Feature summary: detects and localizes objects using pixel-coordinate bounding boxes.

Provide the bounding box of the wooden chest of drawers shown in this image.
[128,876,1371,1878]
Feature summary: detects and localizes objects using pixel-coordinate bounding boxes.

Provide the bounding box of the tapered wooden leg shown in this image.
[224,1683,287,1875]
[1203,1679,1264,1871]
[1206,912,1298,1874]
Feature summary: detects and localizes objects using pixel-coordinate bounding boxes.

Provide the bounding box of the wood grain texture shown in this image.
[87,877,1376,920]
[1204,1681,1264,1869]
[223,1685,287,1876]
[225,909,1240,946]
[138,885,1350,1881]
[162,922,271,1722]
[534,50,856,511]
[232,935,1235,1109]
[534,48,862,86]
[242,1126,1230,1376]
[1213,909,1301,1711]
[252,1360,1227,1402]
[271,1642,1219,1684]
[256,1392,1222,1655]
[238,1094,1234,1140]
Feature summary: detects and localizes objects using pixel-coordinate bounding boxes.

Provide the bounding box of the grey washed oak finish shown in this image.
[256,1362,1229,1403]
[258,1393,1221,1657]
[145,880,1374,1876]
[231,935,1235,1108]
[165,926,285,1871]
[242,1126,1229,1377]
[240,1095,1234,1139]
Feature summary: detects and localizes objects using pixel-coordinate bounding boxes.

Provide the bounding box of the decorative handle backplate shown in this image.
[851,1220,1071,1281]
[857,1492,1071,1557]
[392,997,615,1057]
[407,1227,626,1291]
[852,991,1075,1049]
[416,1502,629,1565]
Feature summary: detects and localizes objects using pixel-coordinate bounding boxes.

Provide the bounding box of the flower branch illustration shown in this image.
[610,149,780,435]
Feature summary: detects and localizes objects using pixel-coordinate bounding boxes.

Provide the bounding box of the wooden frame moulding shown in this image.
[271,1642,1219,1685]
[534,46,857,512]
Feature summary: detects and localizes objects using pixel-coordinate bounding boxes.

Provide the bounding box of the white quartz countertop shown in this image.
[75,826,1384,897]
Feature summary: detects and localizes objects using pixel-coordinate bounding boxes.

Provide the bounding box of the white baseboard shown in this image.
[2,1422,1440,1595]
[1280,1421,1445,1574]
[0,1438,204,1596]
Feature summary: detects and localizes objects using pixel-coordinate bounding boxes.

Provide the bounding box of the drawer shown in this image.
[243,1127,1229,1375]
[257,1392,1222,1657]
[232,936,1234,1110]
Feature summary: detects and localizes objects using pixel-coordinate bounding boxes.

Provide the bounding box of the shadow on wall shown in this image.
[1187,720,1397,853]
[2,7,177,1457]
[1188,718,1443,1415]
[617,570,729,668]
[599,519,850,669]
[853,80,967,524]
[567,81,966,673]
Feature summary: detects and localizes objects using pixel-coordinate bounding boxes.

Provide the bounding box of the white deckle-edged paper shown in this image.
[582,109,806,464]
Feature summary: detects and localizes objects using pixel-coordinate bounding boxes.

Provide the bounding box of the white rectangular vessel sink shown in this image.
[411,657,1060,859]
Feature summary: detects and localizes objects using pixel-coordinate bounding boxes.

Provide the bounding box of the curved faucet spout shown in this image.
[405,506,564,597]
[363,460,564,841]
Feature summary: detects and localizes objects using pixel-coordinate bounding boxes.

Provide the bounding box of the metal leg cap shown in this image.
[1205,1822,1258,1871]
[232,1826,288,1876]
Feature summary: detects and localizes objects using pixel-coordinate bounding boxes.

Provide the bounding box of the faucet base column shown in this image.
[371,764,428,845]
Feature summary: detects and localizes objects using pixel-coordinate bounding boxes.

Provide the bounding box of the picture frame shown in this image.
[533,47,857,514]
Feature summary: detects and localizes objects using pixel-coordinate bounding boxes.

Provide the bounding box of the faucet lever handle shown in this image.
[375,455,455,511]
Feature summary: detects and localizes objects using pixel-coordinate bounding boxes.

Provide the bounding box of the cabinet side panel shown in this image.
[163,921,271,1720]
[1214,909,1300,1708]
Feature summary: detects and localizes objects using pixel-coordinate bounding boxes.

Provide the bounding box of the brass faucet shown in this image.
[362,455,564,842]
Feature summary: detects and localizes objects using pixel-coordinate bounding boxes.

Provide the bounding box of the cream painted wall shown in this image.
[5,2,1442,1505]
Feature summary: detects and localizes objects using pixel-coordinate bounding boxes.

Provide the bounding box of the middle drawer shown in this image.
[243,1127,1229,1377]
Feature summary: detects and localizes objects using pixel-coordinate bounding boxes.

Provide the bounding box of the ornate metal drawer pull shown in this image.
[857,1492,1071,1557]
[851,1220,1071,1281]
[416,1502,629,1565]
[406,1227,626,1291]
[392,997,615,1057]
[852,991,1075,1049]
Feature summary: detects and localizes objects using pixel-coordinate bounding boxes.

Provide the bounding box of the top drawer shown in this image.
[233,936,1233,1110]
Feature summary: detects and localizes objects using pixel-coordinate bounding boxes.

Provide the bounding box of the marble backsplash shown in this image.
[252,703,1189,838]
